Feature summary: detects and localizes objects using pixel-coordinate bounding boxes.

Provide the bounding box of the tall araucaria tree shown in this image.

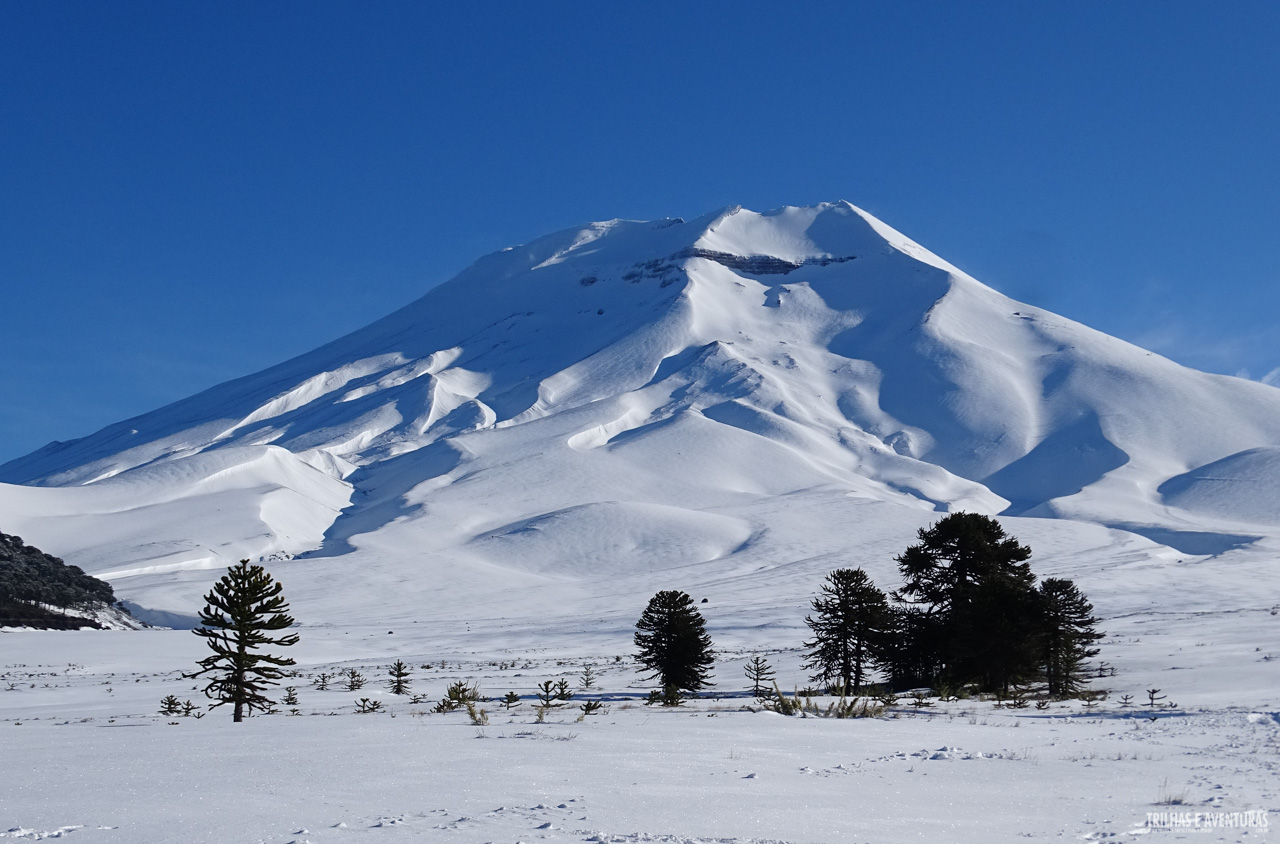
[188,559,300,722]
[802,568,890,693]
[634,590,715,694]
[892,512,1041,693]
[1038,577,1104,698]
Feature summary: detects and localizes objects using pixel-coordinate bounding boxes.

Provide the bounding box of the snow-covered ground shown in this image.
[4,503,1279,842]
[3,203,1279,841]
[4,596,1279,843]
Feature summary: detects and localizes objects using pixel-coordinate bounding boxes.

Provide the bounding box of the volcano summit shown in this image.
[2,202,1278,623]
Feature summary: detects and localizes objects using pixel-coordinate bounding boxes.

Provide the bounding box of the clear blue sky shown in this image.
[3,1,1278,465]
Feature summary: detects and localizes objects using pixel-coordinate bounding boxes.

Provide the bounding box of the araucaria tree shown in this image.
[744,655,776,698]
[890,513,1042,694]
[188,559,299,722]
[634,590,715,694]
[1038,578,1103,698]
[387,659,412,695]
[803,568,890,693]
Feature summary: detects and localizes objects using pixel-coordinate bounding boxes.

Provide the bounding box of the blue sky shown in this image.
[3,1,1278,465]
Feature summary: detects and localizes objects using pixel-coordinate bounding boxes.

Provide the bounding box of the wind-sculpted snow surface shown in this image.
[1,201,1279,619]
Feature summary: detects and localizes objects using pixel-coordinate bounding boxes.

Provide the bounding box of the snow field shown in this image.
[2,628,1278,843]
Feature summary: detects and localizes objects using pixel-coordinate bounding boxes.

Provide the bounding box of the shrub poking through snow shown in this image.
[343,668,366,691]
[434,680,481,713]
[355,698,383,714]
[502,691,521,710]
[758,684,882,718]
[536,679,574,707]
[282,686,299,706]
[644,684,685,707]
[465,701,489,725]
[387,660,412,695]
[762,683,801,716]
[159,695,182,716]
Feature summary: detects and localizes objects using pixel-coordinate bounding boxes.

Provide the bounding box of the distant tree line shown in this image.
[803,512,1103,698]
[183,513,1102,722]
[634,513,1103,703]
[0,531,116,629]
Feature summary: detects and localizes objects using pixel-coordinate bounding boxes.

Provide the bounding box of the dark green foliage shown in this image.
[880,605,943,690]
[502,691,521,709]
[643,684,685,707]
[890,513,1041,694]
[633,590,715,693]
[387,660,412,695]
[743,655,775,699]
[894,513,1033,610]
[355,698,383,713]
[343,668,366,691]
[802,568,890,692]
[282,686,299,706]
[0,531,116,628]
[434,680,481,712]
[1038,578,1104,698]
[188,559,299,722]
[535,678,573,706]
[879,514,1105,696]
[160,696,201,717]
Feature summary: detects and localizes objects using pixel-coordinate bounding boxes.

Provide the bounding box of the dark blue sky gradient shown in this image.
[3,1,1278,462]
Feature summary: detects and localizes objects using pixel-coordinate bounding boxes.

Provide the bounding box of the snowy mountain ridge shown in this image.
[2,201,1279,620]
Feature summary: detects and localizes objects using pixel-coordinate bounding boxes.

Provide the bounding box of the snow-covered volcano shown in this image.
[3,202,1279,620]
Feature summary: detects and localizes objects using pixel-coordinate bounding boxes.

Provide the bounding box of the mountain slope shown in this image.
[3,201,1279,617]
